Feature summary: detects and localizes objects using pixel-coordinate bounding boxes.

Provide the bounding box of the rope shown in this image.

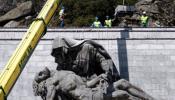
[33,18,48,37]
[0,86,7,100]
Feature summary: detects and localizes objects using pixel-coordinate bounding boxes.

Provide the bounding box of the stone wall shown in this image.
[0,28,175,100]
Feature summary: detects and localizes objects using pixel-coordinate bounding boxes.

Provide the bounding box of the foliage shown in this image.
[56,0,138,27]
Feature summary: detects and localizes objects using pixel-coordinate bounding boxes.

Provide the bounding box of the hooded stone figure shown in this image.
[51,37,120,83]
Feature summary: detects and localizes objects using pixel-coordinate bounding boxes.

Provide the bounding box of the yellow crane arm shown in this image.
[0,0,60,99]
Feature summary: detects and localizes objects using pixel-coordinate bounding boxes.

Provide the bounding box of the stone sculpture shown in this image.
[33,67,155,100]
[33,37,155,100]
[51,37,120,83]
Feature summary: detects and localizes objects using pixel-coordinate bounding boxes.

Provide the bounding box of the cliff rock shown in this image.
[135,0,175,26]
[0,1,33,24]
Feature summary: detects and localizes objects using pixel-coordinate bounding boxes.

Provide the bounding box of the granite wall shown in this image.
[0,28,174,100]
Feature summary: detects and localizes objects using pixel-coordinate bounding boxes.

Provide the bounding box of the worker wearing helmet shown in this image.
[91,17,102,28]
[59,6,65,27]
[140,11,149,27]
[59,6,65,16]
[104,16,112,28]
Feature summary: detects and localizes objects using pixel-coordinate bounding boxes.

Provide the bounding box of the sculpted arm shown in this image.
[86,74,107,88]
[46,85,56,100]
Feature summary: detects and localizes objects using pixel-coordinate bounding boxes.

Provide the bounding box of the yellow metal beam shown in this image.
[0,0,60,99]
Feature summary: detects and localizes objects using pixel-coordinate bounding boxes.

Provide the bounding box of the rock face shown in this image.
[4,20,22,27]
[0,0,46,27]
[0,1,33,24]
[135,0,175,26]
[0,0,31,16]
[0,0,174,27]
[0,0,15,16]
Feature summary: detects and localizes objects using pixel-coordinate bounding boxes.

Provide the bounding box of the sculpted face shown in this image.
[55,47,69,68]
[35,67,50,83]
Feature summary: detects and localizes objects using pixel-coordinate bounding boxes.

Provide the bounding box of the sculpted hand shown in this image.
[99,74,108,81]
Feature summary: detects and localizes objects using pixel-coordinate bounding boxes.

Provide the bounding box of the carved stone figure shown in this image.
[51,37,120,83]
[33,67,155,100]
[33,38,155,100]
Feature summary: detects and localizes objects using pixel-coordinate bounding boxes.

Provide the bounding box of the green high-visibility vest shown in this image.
[105,19,112,27]
[93,21,101,27]
[141,15,148,24]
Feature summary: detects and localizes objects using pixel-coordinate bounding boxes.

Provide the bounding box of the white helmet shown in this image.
[143,11,146,14]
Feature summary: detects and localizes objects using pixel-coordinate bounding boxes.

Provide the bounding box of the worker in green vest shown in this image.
[91,16,102,28]
[140,11,149,27]
[104,16,112,28]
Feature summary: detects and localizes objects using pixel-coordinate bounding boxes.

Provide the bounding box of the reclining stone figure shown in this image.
[33,67,155,100]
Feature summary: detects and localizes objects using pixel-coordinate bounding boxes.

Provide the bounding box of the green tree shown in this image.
[57,0,138,27]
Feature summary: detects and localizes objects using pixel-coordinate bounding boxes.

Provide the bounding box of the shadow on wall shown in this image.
[117,27,131,81]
